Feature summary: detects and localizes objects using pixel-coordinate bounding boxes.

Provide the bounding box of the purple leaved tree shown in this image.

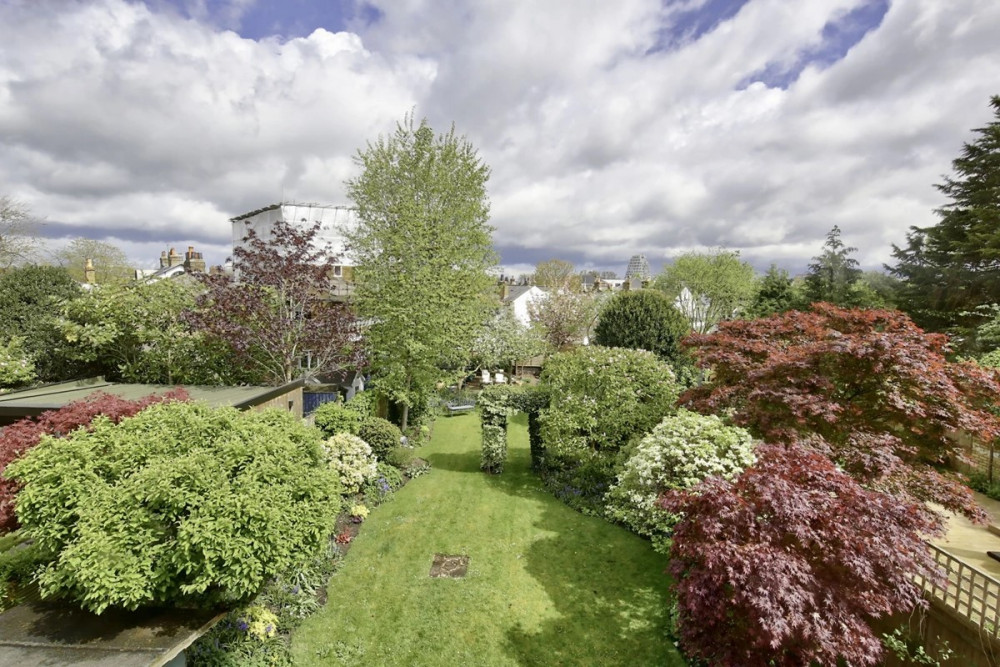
[187,220,363,385]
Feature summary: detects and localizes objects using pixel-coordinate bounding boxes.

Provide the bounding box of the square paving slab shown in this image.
[429,554,469,578]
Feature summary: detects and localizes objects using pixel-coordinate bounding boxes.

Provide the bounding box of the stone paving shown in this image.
[933,491,1000,579]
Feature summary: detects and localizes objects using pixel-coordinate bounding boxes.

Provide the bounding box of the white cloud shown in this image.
[0,0,998,275]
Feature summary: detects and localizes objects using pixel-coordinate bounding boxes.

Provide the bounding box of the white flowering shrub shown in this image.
[606,409,756,547]
[324,433,378,494]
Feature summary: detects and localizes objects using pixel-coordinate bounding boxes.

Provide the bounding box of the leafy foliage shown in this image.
[655,249,756,333]
[0,337,35,390]
[471,307,544,371]
[59,278,255,385]
[187,219,361,385]
[0,389,189,534]
[682,303,1000,520]
[312,400,364,438]
[323,433,378,495]
[890,96,1000,336]
[54,237,133,285]
[479,384,518,473]
[346,113,497,429]
[0,265,82,381]
[481,424,507,474]
[0,195,40,268]
[6,402,340,613]
[804,225,863,306]
[528,289,598,350]
[361,462,404,507]
[605,409,755,549]
[593,290,690,367]
[746,264,798,318]
[345,390,377,417]
[539,346,679,461]
[532,258,581,291]
[662,442,941,667]
[357,416,403,462]
[980,349,1000,369]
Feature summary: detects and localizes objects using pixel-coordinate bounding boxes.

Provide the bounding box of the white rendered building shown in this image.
[230,203,357,267]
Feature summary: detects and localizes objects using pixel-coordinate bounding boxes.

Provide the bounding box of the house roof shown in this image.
[229,202,355,223]
[0,377,303,422]
[502,285,535,303]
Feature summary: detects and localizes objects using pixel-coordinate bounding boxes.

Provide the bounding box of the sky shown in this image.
[1,0,998,278]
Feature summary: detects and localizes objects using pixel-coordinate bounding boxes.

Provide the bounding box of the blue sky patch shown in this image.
[650,0,751,53]
[150,0,382,40]
[738,0,889,89]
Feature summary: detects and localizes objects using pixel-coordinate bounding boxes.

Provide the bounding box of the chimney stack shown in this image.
[184,246,207,273]
[167,247,183,267]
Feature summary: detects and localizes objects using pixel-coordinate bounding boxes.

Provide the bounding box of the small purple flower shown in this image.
[237,619,250,632]
[290,585,301,595]
[265,624,274,634]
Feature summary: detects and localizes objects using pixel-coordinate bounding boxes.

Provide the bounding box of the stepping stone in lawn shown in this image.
[430,554,469,578]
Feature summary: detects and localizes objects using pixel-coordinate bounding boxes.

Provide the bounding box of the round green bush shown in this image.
[345,390,376,417]
[979,349,1000,369]
[605,409,756,549]
[593,290,690,364]
[5,402,342,613]
[358,417,403,461]
[313,400,364,437]
[539,346,680,460]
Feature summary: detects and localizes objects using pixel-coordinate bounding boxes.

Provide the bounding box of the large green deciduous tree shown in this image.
[533,258,581,291]
[655,249,756,334]
[0,265,82,382]
[54,237,133,286]
[59,278,258,385]
[890,95,1000,337]
[346,114,497,429]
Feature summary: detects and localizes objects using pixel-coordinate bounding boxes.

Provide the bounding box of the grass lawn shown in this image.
[291,412,684,666]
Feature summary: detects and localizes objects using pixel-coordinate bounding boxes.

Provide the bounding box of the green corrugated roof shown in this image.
[0,377,302,420]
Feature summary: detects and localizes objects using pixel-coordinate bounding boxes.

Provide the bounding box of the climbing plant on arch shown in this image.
[478,385,549,474]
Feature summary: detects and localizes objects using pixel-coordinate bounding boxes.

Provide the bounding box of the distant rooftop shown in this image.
[502,285,535,303]
[229,202,356,223]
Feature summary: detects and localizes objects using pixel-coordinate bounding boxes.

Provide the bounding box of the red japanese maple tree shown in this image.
[0,389,188,532]
[663,442,940,667]
[681,303,1000,519]
[664,304,1000,664]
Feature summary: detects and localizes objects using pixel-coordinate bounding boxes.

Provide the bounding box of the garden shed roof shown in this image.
[0,377,304,424]
[0,598,222,666]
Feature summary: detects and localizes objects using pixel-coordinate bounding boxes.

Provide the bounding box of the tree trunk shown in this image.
[401,402,409,432]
